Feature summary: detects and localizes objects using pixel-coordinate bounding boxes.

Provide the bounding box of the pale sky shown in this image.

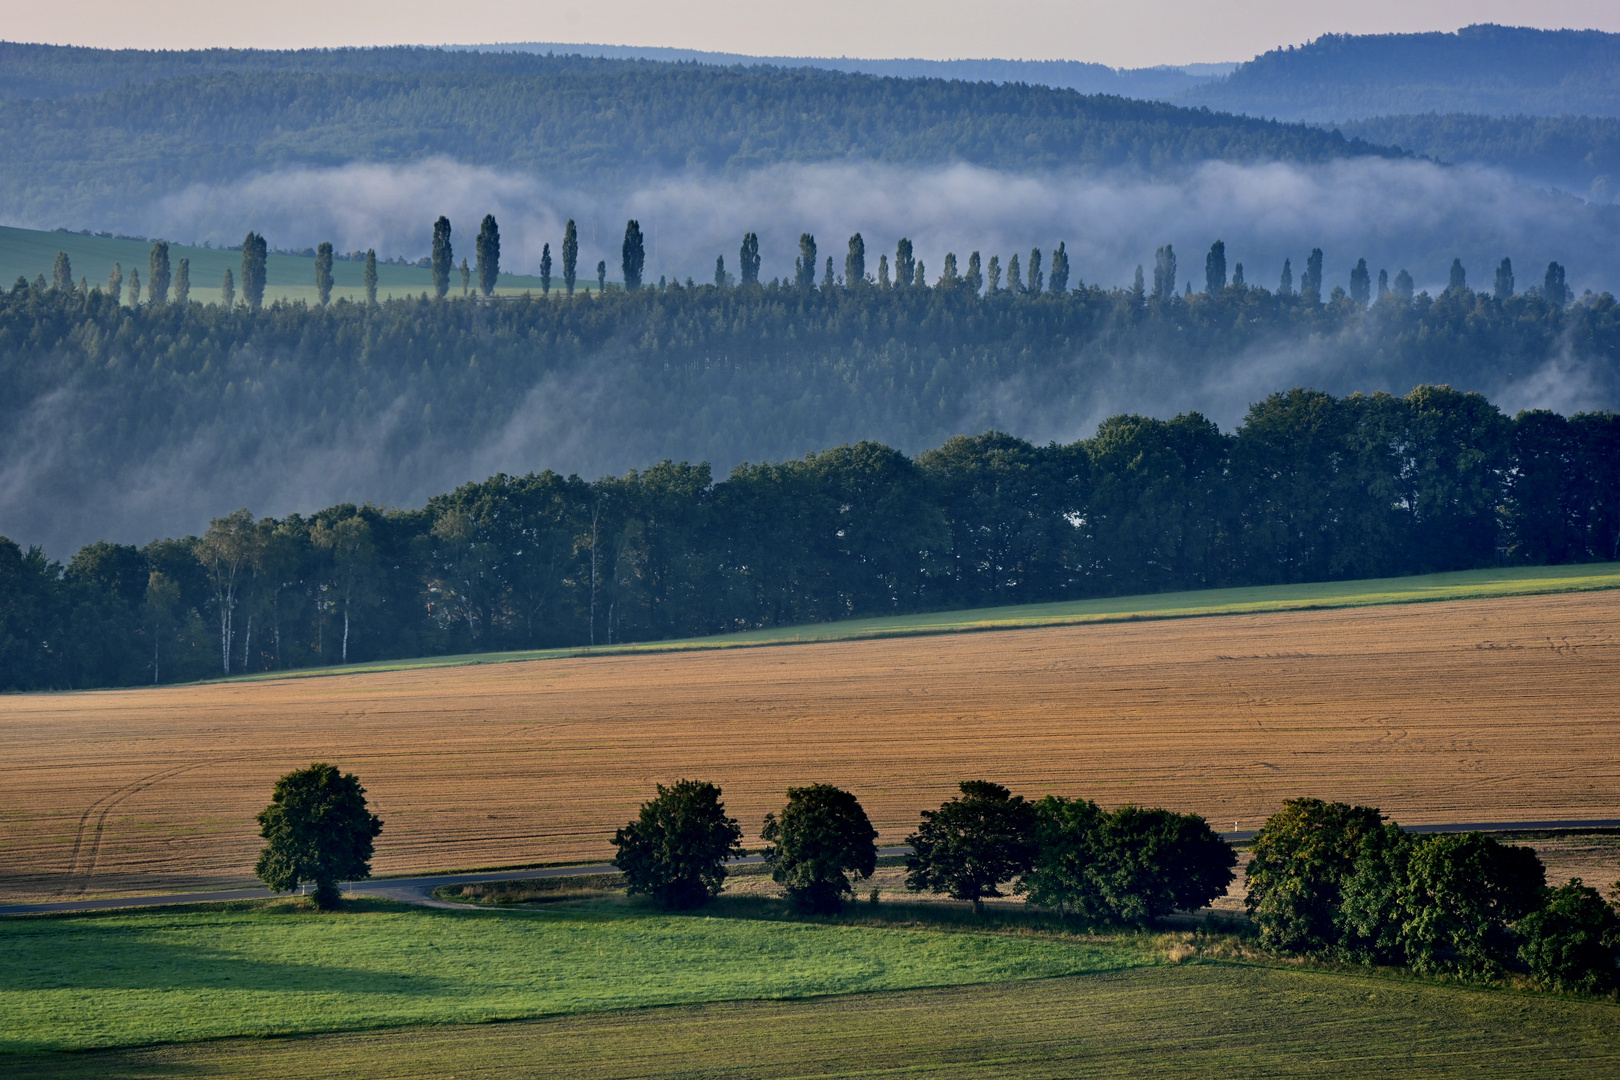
[9,1,1620,68]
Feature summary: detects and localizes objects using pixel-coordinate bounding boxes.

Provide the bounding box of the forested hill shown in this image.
[1338,114,1620,203]
[2,381,1615,692]
[3,267,1617,561]
[1186,25,1620,122]
[0,40,1225,102]
[0,48,1399,227]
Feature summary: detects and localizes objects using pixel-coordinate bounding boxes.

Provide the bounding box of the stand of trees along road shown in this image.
[618,780,1620,991]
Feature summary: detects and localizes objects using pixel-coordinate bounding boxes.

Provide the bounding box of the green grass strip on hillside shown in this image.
[0,223,585,306]
[0,900,1148,1053]
[220,562,1620,684]
[15,963,1620,1078]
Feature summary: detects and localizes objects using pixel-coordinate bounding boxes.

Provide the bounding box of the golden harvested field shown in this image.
[1,591,1617,902]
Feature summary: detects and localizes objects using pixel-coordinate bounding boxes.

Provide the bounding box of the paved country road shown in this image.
[3,822,1616,917]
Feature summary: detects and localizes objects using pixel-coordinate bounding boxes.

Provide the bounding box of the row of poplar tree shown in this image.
[40,214,1578,310]
[2,384,1616,691]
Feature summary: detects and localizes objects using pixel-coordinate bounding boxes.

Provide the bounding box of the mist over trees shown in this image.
[2,249,1617,559]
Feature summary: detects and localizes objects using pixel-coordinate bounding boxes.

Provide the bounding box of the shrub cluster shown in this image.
[1247,799,1620,991]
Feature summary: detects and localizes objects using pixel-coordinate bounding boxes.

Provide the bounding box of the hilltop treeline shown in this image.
[1187,24,1620,121]
[0,51,1399,224]
[2,372,1616,691]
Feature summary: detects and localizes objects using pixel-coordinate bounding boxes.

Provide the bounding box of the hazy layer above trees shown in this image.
[2,273,1616,558]
[1185,25,1620,122]
[0,53,1398,228]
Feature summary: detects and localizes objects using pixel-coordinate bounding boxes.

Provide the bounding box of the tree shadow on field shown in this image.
[3,905,459,1000]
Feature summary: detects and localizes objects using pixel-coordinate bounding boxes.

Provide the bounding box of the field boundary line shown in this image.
[190,564,1620,688]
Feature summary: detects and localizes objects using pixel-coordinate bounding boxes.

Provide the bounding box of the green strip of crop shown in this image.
[217,562,1620,684]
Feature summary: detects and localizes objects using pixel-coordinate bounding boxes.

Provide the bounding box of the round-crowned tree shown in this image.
[254,763,383,910]
[612,779,743,909]
[1245,798,1387,953]
[761,784,878,913]
[1517,879,1620,993]
[1085,805,1235,924]
[905,780,1037,914]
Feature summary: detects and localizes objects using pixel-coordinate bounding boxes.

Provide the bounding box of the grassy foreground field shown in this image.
[0,899,1144,1053]
[15,962,1620,1078]
[3,585,1617,902]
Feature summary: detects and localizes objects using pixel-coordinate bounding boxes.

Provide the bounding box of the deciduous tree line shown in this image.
[614,781,1620,993]
[611,778,1234,921]
[2,382,1617,691]
[1247,799,1620,992]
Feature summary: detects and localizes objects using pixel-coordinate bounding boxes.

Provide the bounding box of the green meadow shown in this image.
[11,927,1620,1078]
[224,561,1620,683]
[0,899,1144,1053]
[0,223,586,305]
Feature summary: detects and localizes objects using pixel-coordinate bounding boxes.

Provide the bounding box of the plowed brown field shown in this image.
[2,592,1616,902]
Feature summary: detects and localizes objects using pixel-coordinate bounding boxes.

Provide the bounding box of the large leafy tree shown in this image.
[254,762,384,910]
[905,780,1037,914]
[1021,795,1107,916]
[1083,806,1234,923]
[1517,879,1620,992]
[612,779,743,909]
[194,509,258,674]
[1022,798,1234,923]
[761,784,878,912]
[1245,798,1388,952]
[1396,832,1545,976]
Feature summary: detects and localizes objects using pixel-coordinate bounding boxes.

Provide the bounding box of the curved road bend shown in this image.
[4,823,1617,917]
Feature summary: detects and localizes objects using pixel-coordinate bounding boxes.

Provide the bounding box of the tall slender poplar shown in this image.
[476,214,500,296]
[431,216,453,299]
[562,220,578,296]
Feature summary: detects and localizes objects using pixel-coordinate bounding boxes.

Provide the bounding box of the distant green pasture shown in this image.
[0,223,589,305]
[224,562,1620,683]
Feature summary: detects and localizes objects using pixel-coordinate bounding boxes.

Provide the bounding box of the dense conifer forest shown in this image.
[2,267,1617,691]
